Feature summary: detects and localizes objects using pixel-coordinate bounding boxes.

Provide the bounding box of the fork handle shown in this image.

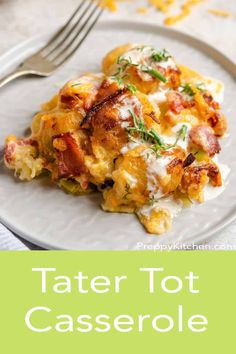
[0,68,33,89]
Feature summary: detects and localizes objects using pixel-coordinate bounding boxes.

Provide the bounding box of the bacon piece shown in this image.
[167,91,185,114]
[201,163,222,186]
[53,133,87,178]
[183,163,222,189]
[80,88,128,127]
[180,162,222,202]
[183,153,196,168]
[203,92,219,110]
[4,141,16,165]
[189,125,221,157]
[167,91,194,114]
[166,67,181,89]
[60,92,96,112]
[4,138,37,165]
[96,79,121,102]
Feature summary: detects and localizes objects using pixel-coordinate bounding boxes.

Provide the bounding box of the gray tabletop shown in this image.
[0,0,236,250]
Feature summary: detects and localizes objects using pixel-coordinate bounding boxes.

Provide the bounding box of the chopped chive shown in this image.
[196,82,205,91]
[180,83,195,96]
[127,83,137,94]
[141,67,167,83]
[127,110,188,158]
[151,49,171,62]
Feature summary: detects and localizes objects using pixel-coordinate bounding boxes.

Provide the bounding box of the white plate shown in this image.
[0,19,236,250]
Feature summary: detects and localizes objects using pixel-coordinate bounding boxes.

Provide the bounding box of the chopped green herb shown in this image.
[180,83,195,97]
[123,184,131,200]
[127,110,165,147]
[71,83,81,87]
[150,145,162,158]
[127,83,137,94]
[127,110,188,157]
[115,55,167,83]
[151,49,171,62]
[111,75,124,86]
[149,195,156,205]
[164,124,188,149]
[137,46,146,52]
[177,124,188,142]
[117,56,132,65]
[140,66,167,83]
[196,82,205,91]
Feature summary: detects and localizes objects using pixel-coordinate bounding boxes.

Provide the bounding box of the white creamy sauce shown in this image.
[119,45,176,81]
[121,121,130,129]
[159,123,192,151]
[143,151,172,178]
[138,196,182,218]
[204,162,230,201]
[117,96,141,120]
[157,57,176,70]
[120,141,142,154]
[142,150,173,198]
[121,47,147,65]
[123,171,138,188]
[204,77,224,104]
[148,89,169,105]
[71,73,103,87]
[172,122,192,150]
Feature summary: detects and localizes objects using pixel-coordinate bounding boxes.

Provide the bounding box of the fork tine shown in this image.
[44,0,94,58]
[49,2,99,63]
[55,7,103,67]
[39,0,87,56]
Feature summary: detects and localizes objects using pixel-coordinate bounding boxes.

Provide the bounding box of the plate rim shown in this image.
[1,18,236,250]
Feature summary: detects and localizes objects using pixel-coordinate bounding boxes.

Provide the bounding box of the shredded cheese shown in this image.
[98,0,229,27]
[148,0,175,13]
[208,9,231,18]
[136,7,149,14]
[165,0,204,26]
[99,0,123,12]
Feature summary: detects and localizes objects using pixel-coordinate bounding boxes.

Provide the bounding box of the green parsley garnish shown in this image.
[115,54,167,83]
[111,75,124,86]
[127,83,137,94]
[110,76,137,93]
[127,110,165,146]
[151,49,171,62]
[196,82,205,92]
[140,66,167,83]
[137,46,146,52]
[149,195,158,205]
[127,110,188,157]
[180,83,195,97]
[176,124,188,142]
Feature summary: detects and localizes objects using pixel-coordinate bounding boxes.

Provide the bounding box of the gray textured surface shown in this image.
[0,0,236,250]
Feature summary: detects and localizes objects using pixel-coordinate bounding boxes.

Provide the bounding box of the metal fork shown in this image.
[0,0,103,89]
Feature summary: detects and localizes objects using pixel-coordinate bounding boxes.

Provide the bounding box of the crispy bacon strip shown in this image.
[183,163,222,188]
[53,133,87,179]
[183,153,196,168]
[80,88,128,127]
[189,125,221,157]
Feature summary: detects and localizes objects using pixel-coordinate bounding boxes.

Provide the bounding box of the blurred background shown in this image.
[0,0,235,59]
